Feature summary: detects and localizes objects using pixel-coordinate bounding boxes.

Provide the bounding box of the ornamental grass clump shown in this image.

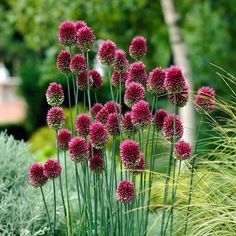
[28,19,216,236]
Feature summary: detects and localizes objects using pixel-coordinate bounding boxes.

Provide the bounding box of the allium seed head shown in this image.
[98,40,117,66]
[129,36,147,60]
[113,49,129,72]
[69,137,88,163]
[75,20,87,31]
[57,128,71,151]
[89,69,103,89]
[112,70,129,88]
[92,103,103,116]
[174,140,192,160]
[46,107,65,130]
[121,112,138,135]
[28,163,48,187]
[43,159,62,179]
[77,26,96,51]
[89,155,104,173]
[127,61,147,86]
[75,113,91,137]
[147,67,166,94]
[46,82,64,106]
[153,109,168,130]
[107,113,120,136]
[70,54,86,74]
[169,85,189,107]
[58,21,77,46]
[57,51,71,74]
[116,180,135,203]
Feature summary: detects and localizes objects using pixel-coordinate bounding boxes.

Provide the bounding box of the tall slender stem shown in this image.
[86,52,92,115]
[52,179,56,236]
[66,76,74,135]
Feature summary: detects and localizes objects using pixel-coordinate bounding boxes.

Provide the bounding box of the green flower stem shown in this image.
[74,163,82,218]
[52,179,56,236]
[66,76,74,136]
[40,187,53,235]
[93,174,98,236]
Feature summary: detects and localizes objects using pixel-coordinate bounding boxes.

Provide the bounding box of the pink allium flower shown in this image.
[107,113,120,136]
[116,180,135,203]
[111,70,129,88]
[96,107,109,124]
[162,114,184,142]
[77,70,92,90]
[147,67,166,94]
[77,26,96,51]
[124,82,145,108]
[92,103,103,116]
[70,54,86,74]
[174,140,192,160]
[164,66,186,92]
[89,122,109,148]
[104,101,121,114]
[88,141,103,159]
[125,153,146,175]
[46,107,65,130]
[131,100,152,128]
[89,155,104,173]
[127,61,147,86]
[194,86,215,113]
[120,140,141,166]
[169,85,189,107]
[46,82,64,106]
[57,51,71,74]
[129,36,147,60]
[75,20,87,31]
[58,21,77,46]
[98,40,117,66]
[75,113,91,137]
[69,137,88,163]
[113,49,129,72]
[121,112,137,135]
[28,163,48,187]
[153,109,168,130]
[57,128,71,151]
[89,69,103,89]
[43,159,62,179]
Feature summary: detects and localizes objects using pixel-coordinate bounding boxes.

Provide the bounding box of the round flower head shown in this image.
[125,153,146,175]
[194,86,215,113]
[28,163,48,187]
[69,137,88,163]
[153,109,168,130]
[104,101,121,114]
[75,113,91,137]
[77,70,92,90]
[88,141,103,159]
[147,67,166,94]
[113,49,129,72]
[112,70,129,88]
[162,114,184,142]
[129,36,147,60]
[107,113,120,136]
[43,159,62,179]
[96,107,109,124]
[116,180,135,203]
[89,69,103,89]
[47,106,65,130]
[77,26,96,51]
[57,128,71,151]
[124,82,145,108]
[98,40,117,66]
[127,61,147,86]
[131,100,152,128]
[89,155,104,173]
[92,103,103,116]
[58,21,77,46]
[46,82,64,106]
[57,51,70,74]
[120,139,141,166]
[70,54,86,74]
[174,140,192,160]
[169,85,189,107]
[121,112,138,135]
[75,20,87,31]
[89,122,109,148]
[164,66,186,93]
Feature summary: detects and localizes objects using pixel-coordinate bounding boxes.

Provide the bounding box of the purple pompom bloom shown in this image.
[28,163,48,187]
[98,40,117,66]
[174,140,192,160]
[121,112,137,135]
[162,114,184,142]
[89,155,104,173]
[112,71,129,88]
[129,36,147,60]
[57,128,71,151]
[58,21,77,46]
[47,107,65,130]
[127,61,147,86]
[75,113,91,137]
[124,82,145,108]
[89,69,103,89]
[104,101,121,114]
[89,122,109,148]
[131,100,152,128]
[57,51,71,74]
[69,137,88,163]
[147,67,166,94]
[43,159,62,179]
[70,54,86,74]
[169,85,189,107]
[92,103,103,116]
[107,113,120,136]
[46,82,64,106]
[116,180,135,203]
[77,26,96,51]
[153,109,168,130]
[164,66,186,93]
[96,107,109,124]
[194,86,215,113]
[113,49,129,72]
[77,70,92,90]
[75,20,87,31]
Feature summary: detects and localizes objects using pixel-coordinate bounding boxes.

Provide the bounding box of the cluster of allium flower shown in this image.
[174,140,192,160]
[127,61,147,86]
[46,107,65,130]
[116,180,135,203]
[147,67,166,94]
[76,113,91,137]
[46,82,64,106]
[129,36,147,60]
[57,128,71,151]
